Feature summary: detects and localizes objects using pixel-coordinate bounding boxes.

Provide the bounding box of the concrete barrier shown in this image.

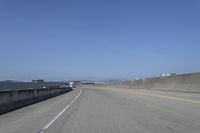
[0,82,61,90]
[95,72,200,93]
[0,87,72,115]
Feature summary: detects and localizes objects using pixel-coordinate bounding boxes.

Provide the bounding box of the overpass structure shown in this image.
[0,73,200,133]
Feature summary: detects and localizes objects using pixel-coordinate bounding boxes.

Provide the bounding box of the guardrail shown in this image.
[0,87,72,115]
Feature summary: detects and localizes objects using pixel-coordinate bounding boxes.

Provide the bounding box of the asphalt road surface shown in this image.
[0,87,200,133]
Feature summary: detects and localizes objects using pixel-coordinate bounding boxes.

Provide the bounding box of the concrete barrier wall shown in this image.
[0,82,61,90]
[96,72,200,93]
[0,87,72,114]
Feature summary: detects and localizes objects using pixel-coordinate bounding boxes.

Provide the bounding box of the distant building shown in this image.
[160,73,176,77]
[81,80,95,84]
[32,79,45,83]
[135,78,141,80]
[74,81,81,85]
[161,73,170,77]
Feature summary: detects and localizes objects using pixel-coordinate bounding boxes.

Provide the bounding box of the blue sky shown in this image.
[0,0,200,81]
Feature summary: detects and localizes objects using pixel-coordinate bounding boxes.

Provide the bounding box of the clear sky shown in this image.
[0,0,200,81]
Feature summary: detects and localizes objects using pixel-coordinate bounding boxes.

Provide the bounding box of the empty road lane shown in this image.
[0,87,200,133]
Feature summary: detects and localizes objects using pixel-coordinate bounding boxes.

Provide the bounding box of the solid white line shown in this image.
[39,89,82,133]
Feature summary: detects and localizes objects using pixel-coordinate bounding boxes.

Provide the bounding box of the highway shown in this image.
[0,87,200,133]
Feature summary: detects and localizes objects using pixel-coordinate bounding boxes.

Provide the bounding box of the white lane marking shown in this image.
[39,89,82,133]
